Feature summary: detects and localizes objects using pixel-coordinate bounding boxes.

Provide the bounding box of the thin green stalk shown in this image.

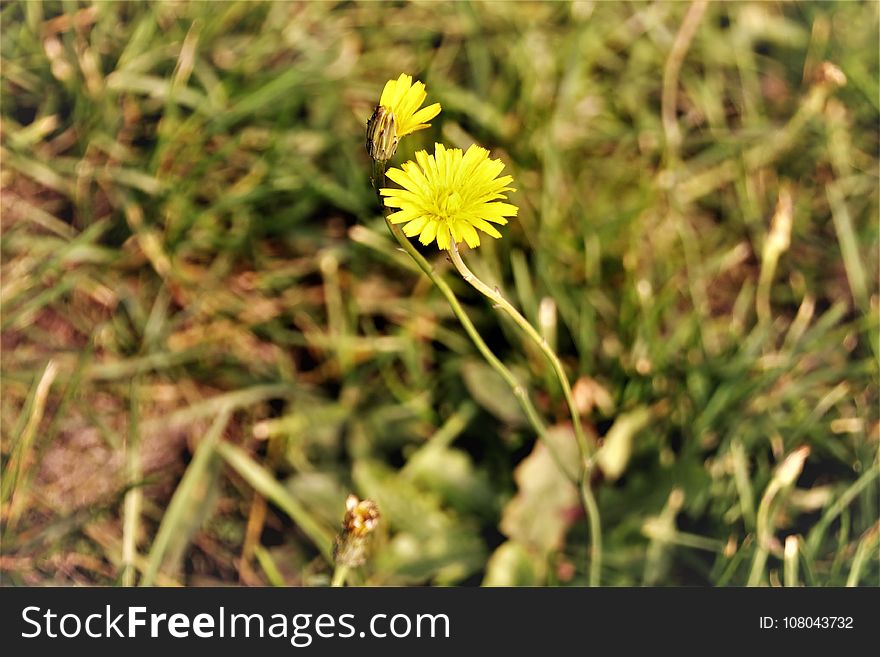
[846,526,879,587]
[385,221,575,474]
[254,545,285,587]
[217,441,334,561]
[749,447,810,586]
[749,475,784,587]
[806,465,879,555]
[731,438,757,531]
[331,564,350,588]
[783,536,799,587]
[3,360,58,528]
[143,410,230,586]
[580,478,603,587]
[448,241,601,586]
[449,241,592,461]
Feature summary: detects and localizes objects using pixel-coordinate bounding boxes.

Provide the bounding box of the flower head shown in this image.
[378,73,441,138]
[334,494,381,569]
[342,494,380,539]
[381,143,518,250]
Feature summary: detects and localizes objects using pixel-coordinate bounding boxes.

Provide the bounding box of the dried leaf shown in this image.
[500,425,580,555]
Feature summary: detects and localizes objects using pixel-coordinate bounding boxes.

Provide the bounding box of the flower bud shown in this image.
[334,494,380,568]
[366,105,399,162]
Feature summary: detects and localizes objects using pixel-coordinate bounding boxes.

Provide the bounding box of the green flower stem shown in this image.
[449,242,592,460]
[580,479,603,587]
[331,564,349,588]
[385,221,562,459]
[449,240,602,586]
[371,162,575,483]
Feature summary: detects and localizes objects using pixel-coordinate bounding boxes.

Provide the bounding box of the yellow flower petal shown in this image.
[403,215,429,236]
[409,103,441,126]
[419,221,437,245]
[377,73,441,138]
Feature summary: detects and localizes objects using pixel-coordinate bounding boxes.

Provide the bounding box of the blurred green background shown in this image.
[1,0,877,586]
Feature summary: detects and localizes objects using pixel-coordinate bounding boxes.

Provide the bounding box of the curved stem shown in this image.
[449,240,602,586]
[448,242,592,460]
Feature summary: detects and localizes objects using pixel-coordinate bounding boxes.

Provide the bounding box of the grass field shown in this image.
[1,0,878,587]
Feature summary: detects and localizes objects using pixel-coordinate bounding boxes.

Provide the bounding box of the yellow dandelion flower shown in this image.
[378,73,441,138]
[381,143,518,250]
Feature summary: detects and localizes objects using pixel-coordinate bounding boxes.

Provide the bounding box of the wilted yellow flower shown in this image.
[334,494,380,568]
[381,143,518,250]
[378,73,441,138]
[342,494,380,539]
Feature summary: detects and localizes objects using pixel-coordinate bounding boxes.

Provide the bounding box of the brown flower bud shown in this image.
[366,105,399,162]
[334,494,380,568]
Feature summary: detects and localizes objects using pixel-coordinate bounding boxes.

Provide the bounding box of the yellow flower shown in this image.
[378,73,441,138]
[381,143,518,250]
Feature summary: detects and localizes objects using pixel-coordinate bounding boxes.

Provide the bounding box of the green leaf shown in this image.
[404,446,496,518]
[217,442,334,561]
[461,360,527,426]
[143,411,228,585]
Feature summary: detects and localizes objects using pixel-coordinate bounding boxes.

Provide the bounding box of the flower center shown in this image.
[437,190,462,219]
